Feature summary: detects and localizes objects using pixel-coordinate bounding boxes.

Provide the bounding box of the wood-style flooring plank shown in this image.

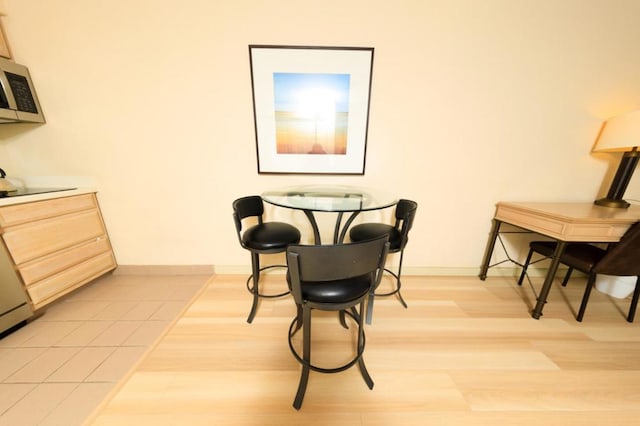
[87,274,640,425]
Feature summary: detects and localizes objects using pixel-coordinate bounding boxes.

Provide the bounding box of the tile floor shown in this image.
[0,272,210,426]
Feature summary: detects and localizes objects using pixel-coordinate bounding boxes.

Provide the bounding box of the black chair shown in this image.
[518,222,640,322]
[286,236,389,410]
[348,199,417,310]
[232,195,301,323]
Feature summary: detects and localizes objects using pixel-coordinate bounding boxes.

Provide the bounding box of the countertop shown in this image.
[0,187,98,207]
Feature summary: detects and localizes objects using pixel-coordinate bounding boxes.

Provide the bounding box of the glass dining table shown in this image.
[262,184,397,245]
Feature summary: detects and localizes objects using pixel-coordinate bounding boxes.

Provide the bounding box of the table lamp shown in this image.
[592,109,640,208]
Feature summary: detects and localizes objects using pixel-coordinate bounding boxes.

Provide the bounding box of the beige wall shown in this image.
[1,0,639,274]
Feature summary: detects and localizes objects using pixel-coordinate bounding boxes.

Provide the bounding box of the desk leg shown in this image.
[479,219,502,280]
[303,210,322,245]
[531,241,566,319]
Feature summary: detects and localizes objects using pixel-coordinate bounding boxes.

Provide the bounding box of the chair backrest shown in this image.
[232,195,264,234]
[233,196,264,219]
[286,236,390,305]
[393,199,418,249]
[594,222,640,277]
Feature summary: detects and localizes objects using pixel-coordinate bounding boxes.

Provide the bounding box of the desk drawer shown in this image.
[496,207,566,237]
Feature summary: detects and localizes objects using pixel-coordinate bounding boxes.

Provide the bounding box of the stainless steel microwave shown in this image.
[0,57,44,123]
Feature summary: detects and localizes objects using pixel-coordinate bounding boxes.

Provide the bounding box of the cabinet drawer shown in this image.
[3,209,106,265]
[19,237,112,286]
[0,193,96,227]
[27,251,116,309]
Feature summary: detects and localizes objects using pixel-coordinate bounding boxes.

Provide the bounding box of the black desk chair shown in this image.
[286,236,389,409]
[518,222,640,322]
[349,199,417,310]
[232,196,301,323]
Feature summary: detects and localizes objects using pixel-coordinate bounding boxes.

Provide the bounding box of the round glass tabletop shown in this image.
[261,184,397,212]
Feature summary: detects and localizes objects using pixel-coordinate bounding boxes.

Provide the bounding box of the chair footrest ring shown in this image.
[374,268,408,308]
[246,264,290,298]
[374,268,400,297]
[287,309,366,374]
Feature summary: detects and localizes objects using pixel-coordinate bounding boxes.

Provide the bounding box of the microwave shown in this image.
[0,57,44,123]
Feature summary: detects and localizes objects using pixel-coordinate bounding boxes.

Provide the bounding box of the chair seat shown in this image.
[287,273,372,304]
[242,222,301,251]
[530,241,606,272]
[350,223,402,251]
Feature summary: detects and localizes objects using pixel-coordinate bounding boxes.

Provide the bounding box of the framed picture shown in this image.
[249,45,374,174]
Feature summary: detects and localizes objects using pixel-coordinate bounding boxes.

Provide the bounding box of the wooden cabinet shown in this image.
[0,19,11,59]
[0,193,116,310]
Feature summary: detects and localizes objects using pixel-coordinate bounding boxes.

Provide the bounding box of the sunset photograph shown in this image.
[273,72,350,155]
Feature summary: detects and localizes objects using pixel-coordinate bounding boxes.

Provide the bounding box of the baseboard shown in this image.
[395,266,550,277]
[113,265,216,276]
[402,266,572,278]
[213,265,568,277]
[214,265,288,275]
[112,264,570,278]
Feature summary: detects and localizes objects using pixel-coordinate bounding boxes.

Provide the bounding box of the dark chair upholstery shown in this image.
[348,199,417,311]
[518,222,640,322]
[232,195,301,323]
[286,236,389,409]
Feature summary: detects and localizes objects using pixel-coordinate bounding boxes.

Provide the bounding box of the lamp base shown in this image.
[594,198,630,209]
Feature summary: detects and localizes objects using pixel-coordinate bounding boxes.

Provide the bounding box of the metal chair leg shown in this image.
[394,252,408,308]
[561,267,574,287]
[293,307,312,410]
[290,302,374,409]
[626,277,640,323]
[245,254,290,324]
[339,310,349,328]
[396,287,408,308]
[291,304,303,334]
[518,248,534,285]
[366,267,407,324]
[372,249,408,313]
[246,252,261,323]
[577,273,597,321]
[366,291,375,324]
[357,301,374,389]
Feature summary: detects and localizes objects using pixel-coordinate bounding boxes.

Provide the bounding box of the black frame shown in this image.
[249,45,374,175]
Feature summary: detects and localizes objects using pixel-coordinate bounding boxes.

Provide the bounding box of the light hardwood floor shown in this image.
[88,273,640,425]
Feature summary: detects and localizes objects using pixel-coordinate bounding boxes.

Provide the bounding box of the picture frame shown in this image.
[249,45,374,174]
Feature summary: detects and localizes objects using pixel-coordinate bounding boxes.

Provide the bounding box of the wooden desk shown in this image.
[479,202,640,319]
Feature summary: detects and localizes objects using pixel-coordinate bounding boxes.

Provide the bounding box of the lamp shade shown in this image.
[593,109,640,153]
